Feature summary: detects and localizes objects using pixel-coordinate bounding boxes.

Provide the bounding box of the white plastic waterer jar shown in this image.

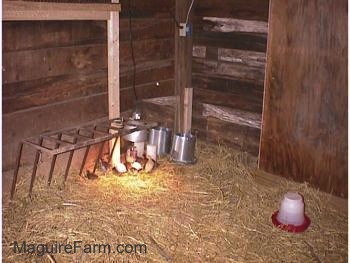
[276,192,305,226]
[146,144,157,161]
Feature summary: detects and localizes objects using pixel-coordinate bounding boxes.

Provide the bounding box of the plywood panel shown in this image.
[259,0,348,197]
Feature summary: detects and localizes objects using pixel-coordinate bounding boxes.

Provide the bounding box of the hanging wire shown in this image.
[166,0,195,29]
[185,0,195,24]
[127,0,138,101]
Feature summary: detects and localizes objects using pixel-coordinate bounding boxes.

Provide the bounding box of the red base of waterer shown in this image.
[271,211,311,233]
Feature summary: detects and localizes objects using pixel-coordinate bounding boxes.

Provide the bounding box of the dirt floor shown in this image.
[2,142,348,262]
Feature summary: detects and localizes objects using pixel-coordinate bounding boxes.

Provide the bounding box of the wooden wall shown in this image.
[259,0,348,197]
[2,0,175,170]
[192,0,269,113]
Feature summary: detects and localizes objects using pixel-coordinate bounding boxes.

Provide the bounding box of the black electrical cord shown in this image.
[128,0,138,101]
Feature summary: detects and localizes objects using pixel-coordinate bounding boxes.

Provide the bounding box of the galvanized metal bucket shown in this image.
[170,132,197,164]
[148,126,172,157]
[122,120,148,143]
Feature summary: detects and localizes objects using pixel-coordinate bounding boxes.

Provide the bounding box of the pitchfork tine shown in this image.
[79,125,96,176]
[29,137,44,198]
[10,142,24,199]
[47,133,62,186]
[93,141,105,174]
[63,137,78,183]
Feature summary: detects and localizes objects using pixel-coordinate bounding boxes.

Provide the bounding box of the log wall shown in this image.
[2,0,175,170]
[192,0,269,113]
[259,0,348,197]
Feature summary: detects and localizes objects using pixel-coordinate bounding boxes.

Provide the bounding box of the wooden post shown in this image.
[3,1,121,21]
[175,0,194,133]
[183,87,193,132]
[108,0,120,166]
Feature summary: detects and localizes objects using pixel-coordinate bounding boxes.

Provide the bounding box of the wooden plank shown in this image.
[205,46,218,60]
[120,62,174,89]
[202,103,261,129]
[192,73,264,99]
[3,21,106,52]
[2,93,108,170]
[194,0,270,22]
[107,7,120,120]
[119,0,173,18]
[192,45,206,58]
[259,0,348,197]
[113,38,178,70]
[194,30,267,52]
[193,58,265,84]
[3,39,174,84]
[141,101,175,127]
[3,75,174,118]
[3,70,107,114]
[140,97,207,137]
[194,88,263,114]
[142,96,176,106]
[202,17,268,34]
[3,19,173,53]
[206,117,260,156]
[217,48,266,68]
[183,87,193,132]
[108,0,120,166]
[3,93,108,145]
[3,1,121,21]
[175,0,193,133]
[119,18,174,41]
[3,44,107,84]
[3,62,174,114]
[119,79,175,110]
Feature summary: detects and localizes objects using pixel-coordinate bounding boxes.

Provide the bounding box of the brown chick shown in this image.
[144,155,155,173]
[126,148,135,163]
[86,170,98,180]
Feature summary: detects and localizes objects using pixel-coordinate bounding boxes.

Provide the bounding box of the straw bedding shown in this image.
[3,142,348,262]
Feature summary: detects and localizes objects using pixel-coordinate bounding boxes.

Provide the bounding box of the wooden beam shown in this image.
[175,0,194,133]
[202,103,262,129]
[183,87,193,132]
[108,0,121,166]
[3,1,121,21]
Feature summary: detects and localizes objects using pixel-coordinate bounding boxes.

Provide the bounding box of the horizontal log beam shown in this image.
[202,103,262,129]
[3,1,121,21]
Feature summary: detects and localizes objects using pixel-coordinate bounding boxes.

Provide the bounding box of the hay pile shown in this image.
[3,142,348,262]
